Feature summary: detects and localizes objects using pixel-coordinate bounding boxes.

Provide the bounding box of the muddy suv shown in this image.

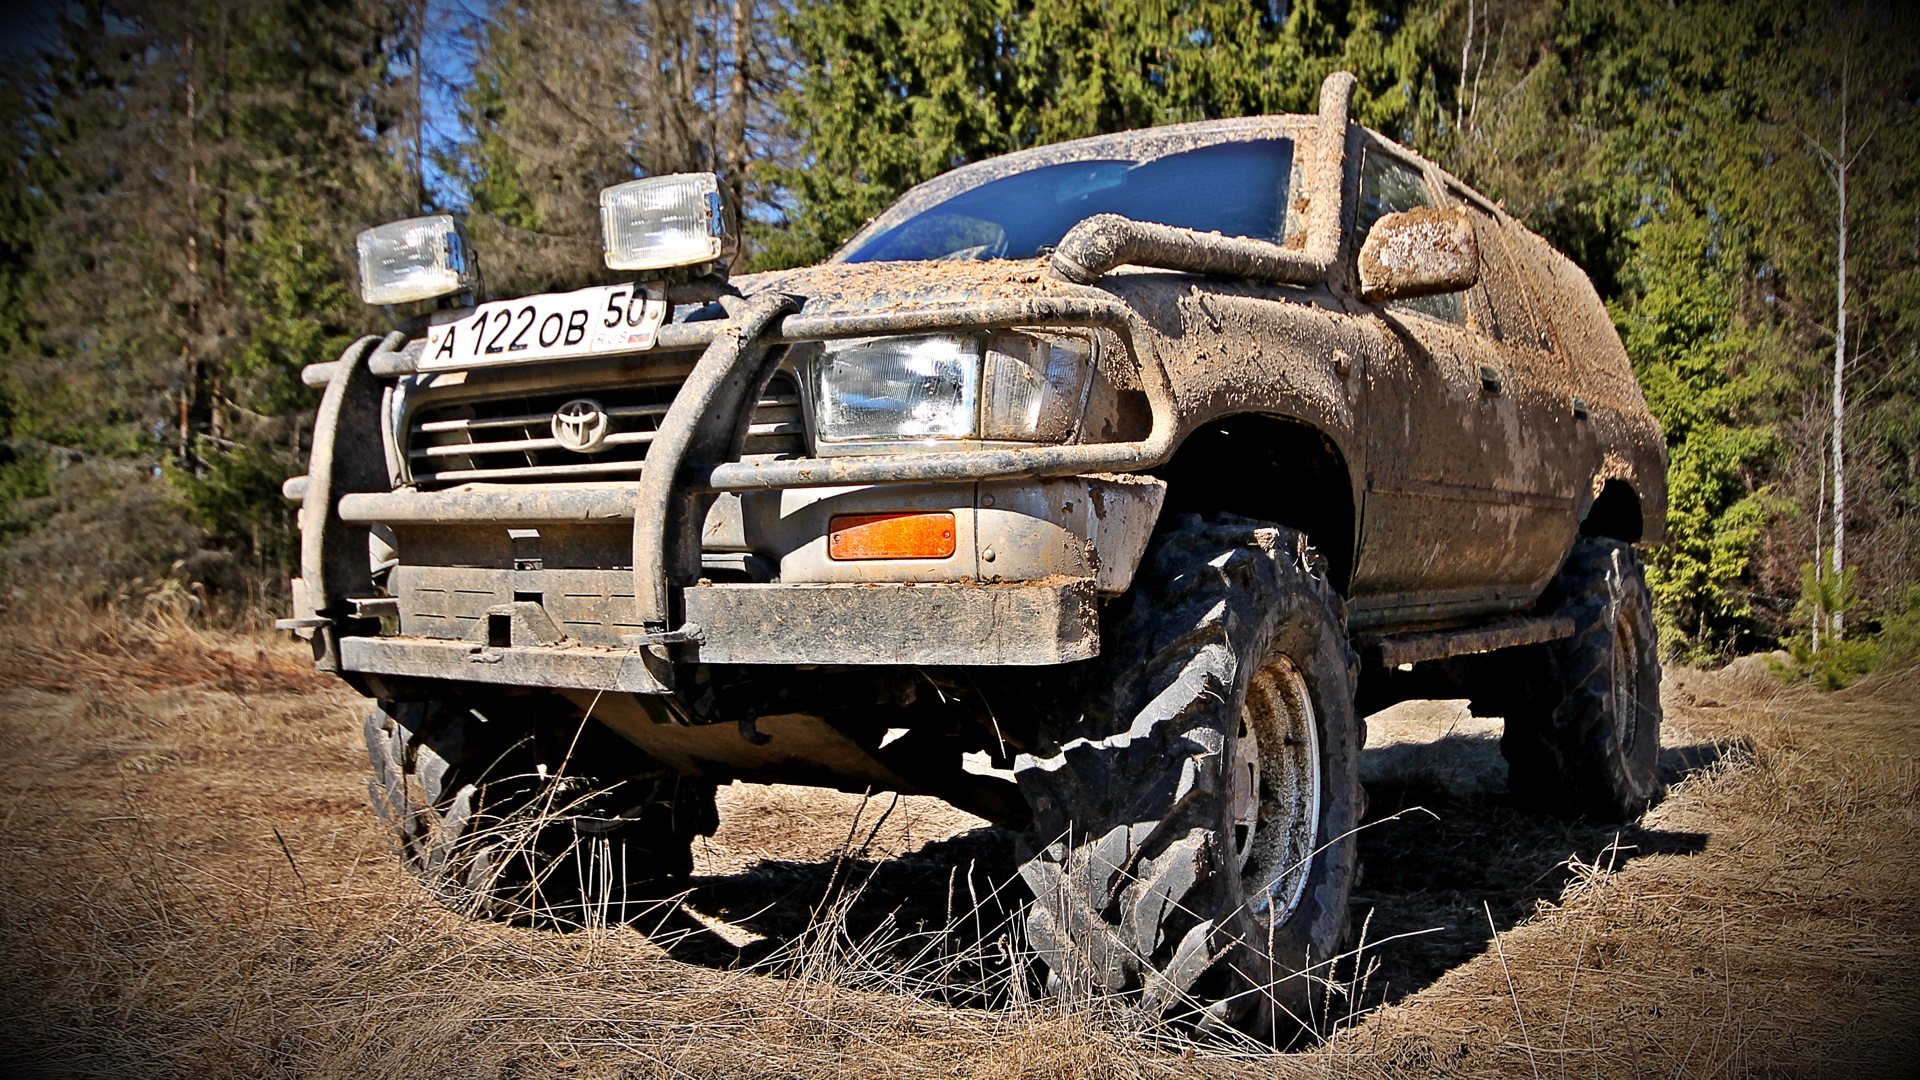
[284,71,1666,1038]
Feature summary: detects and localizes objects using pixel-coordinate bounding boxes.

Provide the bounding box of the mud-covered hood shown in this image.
[725,258,1102,316]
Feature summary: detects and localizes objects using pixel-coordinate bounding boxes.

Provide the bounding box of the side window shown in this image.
[1356,147,1464,326]
[1454,198,1545,349]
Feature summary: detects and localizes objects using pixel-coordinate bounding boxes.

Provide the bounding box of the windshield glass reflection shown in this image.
[842,138,1297,263]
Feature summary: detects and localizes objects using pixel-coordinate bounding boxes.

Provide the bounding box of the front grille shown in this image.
[406,372,805,487]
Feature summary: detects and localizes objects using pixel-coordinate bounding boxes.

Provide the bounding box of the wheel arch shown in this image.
[1150,413,1359,591]
[1580,477,1644,544]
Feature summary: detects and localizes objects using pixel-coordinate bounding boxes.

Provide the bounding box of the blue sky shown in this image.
[421,0,488,209]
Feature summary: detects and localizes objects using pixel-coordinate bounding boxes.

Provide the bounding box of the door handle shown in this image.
[1478,364,1504,395]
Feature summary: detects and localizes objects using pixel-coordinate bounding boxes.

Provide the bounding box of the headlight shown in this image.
[980,330,1094,441]
[816,334,981,442]
[355,215,476,305]
[810,330,1094,447]
[600,173,737,273]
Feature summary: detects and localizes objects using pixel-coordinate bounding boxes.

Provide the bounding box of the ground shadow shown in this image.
[618,729,1740,1017]
[1347,733,1729,1011]
[631,822,1027,1005]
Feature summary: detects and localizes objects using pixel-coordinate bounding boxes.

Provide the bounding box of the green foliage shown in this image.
[0,0,1909,648]
[1740,1,1920,628]
[172,440,296,581]
[0,77,44,542]
[460,62,540,234]
[1775,570,1920,689]
[0,0,413,605]
[761,0,1448,269]
[759,0,1016,268]
[454,3,639,297]
[1875,585,1920,667]
[1611,210,1776,658]
[0,440,51,543]
[1775,563,1878,690]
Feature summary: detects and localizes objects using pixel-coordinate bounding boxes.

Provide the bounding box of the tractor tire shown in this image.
[1498,537,1664,821]
[1013,515,1361,1042]
[364,698,716,924]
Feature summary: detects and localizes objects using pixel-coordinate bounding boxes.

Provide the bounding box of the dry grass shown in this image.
[1330,660,1920,1077]
[1,601,1915,1077]
[0,594,330,697]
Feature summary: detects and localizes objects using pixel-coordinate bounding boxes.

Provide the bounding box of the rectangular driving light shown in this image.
[827,512,958,561]
[356,214,476,305]
[600,173,737,273]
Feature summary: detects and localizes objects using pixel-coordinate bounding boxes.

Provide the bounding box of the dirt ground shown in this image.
[0,610,1915,1078]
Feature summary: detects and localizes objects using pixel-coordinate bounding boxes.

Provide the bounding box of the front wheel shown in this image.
[364,698,717,924]
[1012,516,1361,1041]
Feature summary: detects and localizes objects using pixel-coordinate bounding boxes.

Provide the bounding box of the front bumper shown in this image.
[289,293,1175,691]
[342,580,1097,694]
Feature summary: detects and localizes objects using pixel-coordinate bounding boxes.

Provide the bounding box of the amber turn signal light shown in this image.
[826,512,957,561]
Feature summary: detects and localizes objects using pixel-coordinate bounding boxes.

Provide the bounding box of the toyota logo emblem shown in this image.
[551,398,610,454]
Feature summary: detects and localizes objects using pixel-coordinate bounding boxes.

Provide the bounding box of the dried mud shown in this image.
[1,616,1915,1078]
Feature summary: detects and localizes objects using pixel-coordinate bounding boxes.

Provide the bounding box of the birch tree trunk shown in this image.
[180,31,200,473]
[726,0,751,212]
[1455,0,1473,134]
[1830,43,1849,638]
[1814,441,1826,652]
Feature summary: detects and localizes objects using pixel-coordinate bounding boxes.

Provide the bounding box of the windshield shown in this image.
[841,138,1296,263]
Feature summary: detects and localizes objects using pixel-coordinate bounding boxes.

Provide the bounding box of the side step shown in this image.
[1356,614,1574,668]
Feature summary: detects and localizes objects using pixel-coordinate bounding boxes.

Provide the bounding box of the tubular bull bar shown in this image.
[289,293,1179,694]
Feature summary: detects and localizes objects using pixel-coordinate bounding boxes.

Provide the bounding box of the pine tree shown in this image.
[0,68,52,541]
[0,0,421,604]
[762,0,1447,270]
[1611,211,1777,656]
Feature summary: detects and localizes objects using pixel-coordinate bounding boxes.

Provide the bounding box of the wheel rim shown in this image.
[1611,603,1644,754]
[1233,654,1322,925]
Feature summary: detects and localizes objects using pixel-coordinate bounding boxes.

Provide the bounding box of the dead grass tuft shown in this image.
[2,618,1916,1078]
[0,594,329,696]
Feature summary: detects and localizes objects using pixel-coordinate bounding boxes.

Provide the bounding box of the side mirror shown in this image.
[1357,206,1478,302]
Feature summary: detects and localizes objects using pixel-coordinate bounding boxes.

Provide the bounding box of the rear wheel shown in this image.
[1013,515,1361,1041]
[1498,538,1664,821]
[364,698,716,923]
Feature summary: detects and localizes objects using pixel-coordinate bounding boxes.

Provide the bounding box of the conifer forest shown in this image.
[1,0,1915,679]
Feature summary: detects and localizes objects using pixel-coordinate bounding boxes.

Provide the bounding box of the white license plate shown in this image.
[418,282,667,371]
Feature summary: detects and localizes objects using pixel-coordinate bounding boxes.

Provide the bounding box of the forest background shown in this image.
[0,0,1914,677]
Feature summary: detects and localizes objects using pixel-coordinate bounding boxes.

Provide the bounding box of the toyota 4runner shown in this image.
[283,71,1667,1039]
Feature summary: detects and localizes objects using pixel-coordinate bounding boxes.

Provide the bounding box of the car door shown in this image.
[1347,141,1577,627]
[1449,192,1589,600]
